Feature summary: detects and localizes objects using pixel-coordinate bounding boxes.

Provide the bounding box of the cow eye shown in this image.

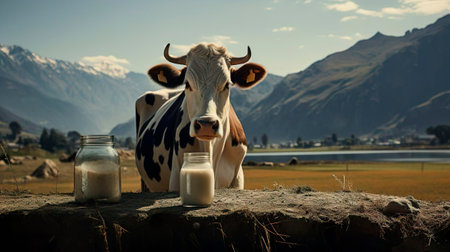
[185,81,192,91]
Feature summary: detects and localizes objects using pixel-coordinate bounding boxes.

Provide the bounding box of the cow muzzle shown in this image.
[192,116,221,141]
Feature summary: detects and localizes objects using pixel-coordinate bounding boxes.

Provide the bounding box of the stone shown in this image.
[9,158,23,165]
[288,157,298,165]
[406,195,420,209]
[383,198,420,215]
[12,156,25,161]
[243,161,258,166]
[59,152,76,162]
[30,159,59,178]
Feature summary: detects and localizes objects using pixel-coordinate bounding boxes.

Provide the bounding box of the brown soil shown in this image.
[0,189,449,251]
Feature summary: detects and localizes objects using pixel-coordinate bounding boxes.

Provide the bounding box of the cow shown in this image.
[135,43,267,192]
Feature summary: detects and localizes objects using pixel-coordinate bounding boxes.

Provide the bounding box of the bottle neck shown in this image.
[80,135,114,147]
[184,152,210,164]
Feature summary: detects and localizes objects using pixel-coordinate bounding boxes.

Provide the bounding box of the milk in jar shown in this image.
[74,135,121,203]
[180,152,214,207]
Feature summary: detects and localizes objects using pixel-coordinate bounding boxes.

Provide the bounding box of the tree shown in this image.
[351,134,357,145]
[427,125,450,144]
[331,133,338,144]
[296,136,303,148]
[21,137,36,147]
[253,136,257,144]
[67,131,81,144]
[124,137,135,149]
[261,133,268,148]
[40,128,50,151]
[9,121,22,140]
[48,129,68,152]
[40,128,69,153]
[323,136,333,146]
[67,131,81,152]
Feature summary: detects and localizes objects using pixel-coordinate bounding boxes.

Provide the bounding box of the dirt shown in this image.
[0,189,449,251]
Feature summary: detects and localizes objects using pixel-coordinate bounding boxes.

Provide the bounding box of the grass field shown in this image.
[248,145,450,153]
[1,157,449,202]
[244,162,450,202]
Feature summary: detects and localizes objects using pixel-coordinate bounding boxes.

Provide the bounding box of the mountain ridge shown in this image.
[243,14,450,142]
[0,44,160,133]
[0,105,43,136]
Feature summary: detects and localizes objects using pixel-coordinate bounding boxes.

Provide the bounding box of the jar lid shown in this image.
[184,152,210,163]
[80,135,114,146]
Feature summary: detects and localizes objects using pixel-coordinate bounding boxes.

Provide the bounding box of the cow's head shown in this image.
[148,43,266,141]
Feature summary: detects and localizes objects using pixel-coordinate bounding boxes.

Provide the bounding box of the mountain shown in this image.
[109,73,283,138]
[0,76,97,133]
[0,44,159,134]
[243,14,450,142]
[230,73,283,118]
[109,117,135,139]
[0,106,42,136]
[374,91,450,135]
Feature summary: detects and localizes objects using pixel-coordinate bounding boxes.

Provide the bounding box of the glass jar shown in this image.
[74,135,121,203]
[180,152,214,207]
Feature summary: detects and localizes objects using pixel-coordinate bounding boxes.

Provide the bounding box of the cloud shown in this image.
[169,35,238,54]
[327,0,449,21]
[304,0,312,4]
[354,32,363,38]
[201,35,238,45]
[272,26,295,32]
[81,55,130,66]
[80,55,130,78]
[326,1,359,11]
[356,8,384,17]
[171,44,193,54]
[383,0,450,15]
[326,34,353,40]
[298,45,305,49]
[381,7,412,15]
[341,15,358,22]
[265,7,273,10]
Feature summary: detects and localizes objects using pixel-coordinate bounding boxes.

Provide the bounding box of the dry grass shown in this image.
[1,157,449,202]
[0,158,142,194]
[244,162,450,202]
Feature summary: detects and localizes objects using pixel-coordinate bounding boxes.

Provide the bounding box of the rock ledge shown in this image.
[0,189,449,251]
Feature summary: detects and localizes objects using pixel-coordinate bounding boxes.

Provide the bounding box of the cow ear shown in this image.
[148,64,186,88]
[231,63,267,89]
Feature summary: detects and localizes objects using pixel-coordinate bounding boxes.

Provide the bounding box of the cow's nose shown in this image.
[194,119,219,133]
[193,117,220,140]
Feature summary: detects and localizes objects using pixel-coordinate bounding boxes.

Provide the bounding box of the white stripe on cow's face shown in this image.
[184,43,231,141]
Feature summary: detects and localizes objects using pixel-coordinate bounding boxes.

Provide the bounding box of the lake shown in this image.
[245,149,450,163]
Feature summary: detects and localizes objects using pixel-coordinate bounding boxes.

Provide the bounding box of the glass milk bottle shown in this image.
[74,135,121,203]
[180,152,214,207]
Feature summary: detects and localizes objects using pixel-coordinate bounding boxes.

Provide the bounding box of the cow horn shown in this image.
[230,46,251,65]
[164,43,187,65]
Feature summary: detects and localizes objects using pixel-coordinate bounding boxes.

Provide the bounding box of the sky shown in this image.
[1,0,449,76]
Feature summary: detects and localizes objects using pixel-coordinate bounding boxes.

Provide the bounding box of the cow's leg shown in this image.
[217,136,246,189]
[230,165,244,189]
[141,179,150,192]
[168,151,181,192]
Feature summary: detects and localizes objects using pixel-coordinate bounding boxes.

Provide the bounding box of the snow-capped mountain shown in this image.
[0,43,159,134]
[79,55,131,78]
